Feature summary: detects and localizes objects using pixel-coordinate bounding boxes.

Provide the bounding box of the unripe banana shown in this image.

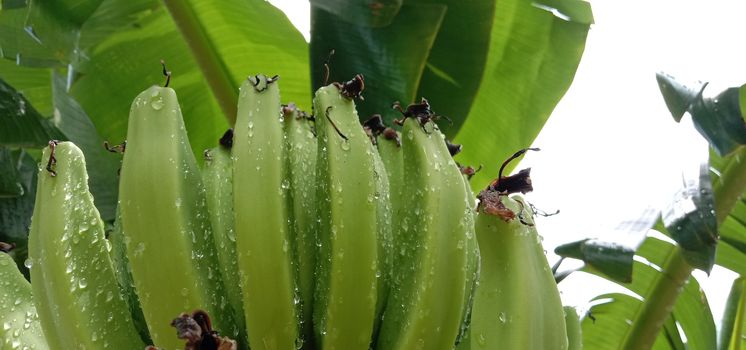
[376,117,479,350]
[564,306,582,350]
[232,74,300,349]
[29,141,145,349]
[119,86,237,349]
[282,104,318,346]
[108,207,151,344]
[0,251,48,350]
[375,128,402,225]
[313,84,390,349]
[202,130,248,346]
[469,190,567,349]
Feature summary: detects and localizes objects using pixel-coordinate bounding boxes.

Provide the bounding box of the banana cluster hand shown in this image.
[17,71,567,350]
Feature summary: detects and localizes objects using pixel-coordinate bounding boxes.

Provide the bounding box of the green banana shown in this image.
[469,187,567,349]
[29,141,145,349]
[376,116,479,350]
[374,127,402,225]
[202,130,248,347]
[371,133,394,346]
[313,83,391,349]
[119,86,237,349]
[232,74,300,349]
[456,170,480,346]
[0,250,48,350]
[282,104,318,346]
[564,306,582,350]
[108,207,151,344]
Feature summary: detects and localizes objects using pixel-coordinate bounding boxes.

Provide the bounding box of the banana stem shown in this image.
[624,146,746,350]
[714,146,746,224]
[161,0,238,125]
[622,248,692,350]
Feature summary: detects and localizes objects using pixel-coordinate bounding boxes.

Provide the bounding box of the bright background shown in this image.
[269,0,746,336]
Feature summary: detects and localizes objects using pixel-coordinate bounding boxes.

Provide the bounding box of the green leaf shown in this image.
[310,0,499,131]
[716,240,746,276]
[310,0,402,27]
[163,0,310,124]
[555,238,635,283]
[0,59,53,115]
[0,78,65,148]
[411,0,497,137]
[0,8,61,66]
[0,0,153,68]
[0,4,81,67]
[0,149,38,278]
[581,237,717,350]
[581,293,683,350]
[656,73,746,157]
[309,3,446,122]
[0,147,24,197]
[73,0,310,158]
[37,0,104,27]
[719,277,746,350]
[454,0,592,188]
[51,71,119,221]
[1,0,27,10]
[78,0,158,53]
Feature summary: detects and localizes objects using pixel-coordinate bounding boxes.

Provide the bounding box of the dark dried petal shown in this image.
[219,129,234,149]
[477,190,515,221]
[495,168,533,195]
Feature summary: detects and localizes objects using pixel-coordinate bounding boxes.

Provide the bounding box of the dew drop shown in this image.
[150,92,164,111]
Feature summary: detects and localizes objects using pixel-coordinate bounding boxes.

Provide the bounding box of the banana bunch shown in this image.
[11,70,570,350]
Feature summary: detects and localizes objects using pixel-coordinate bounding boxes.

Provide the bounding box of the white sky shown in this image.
[269,0,745,336]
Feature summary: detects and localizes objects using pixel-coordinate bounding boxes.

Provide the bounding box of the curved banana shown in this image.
[202,130,248,346]
[469,188,567,349]
[0,250,48,350]
[282,104,318,346]
[29,141,145,349]
[564,306,582,350]
[376,117,478,350]
[232,74,300,349]
[119,86,237,349]
[313,84,390,349]
[109,207,152,344]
